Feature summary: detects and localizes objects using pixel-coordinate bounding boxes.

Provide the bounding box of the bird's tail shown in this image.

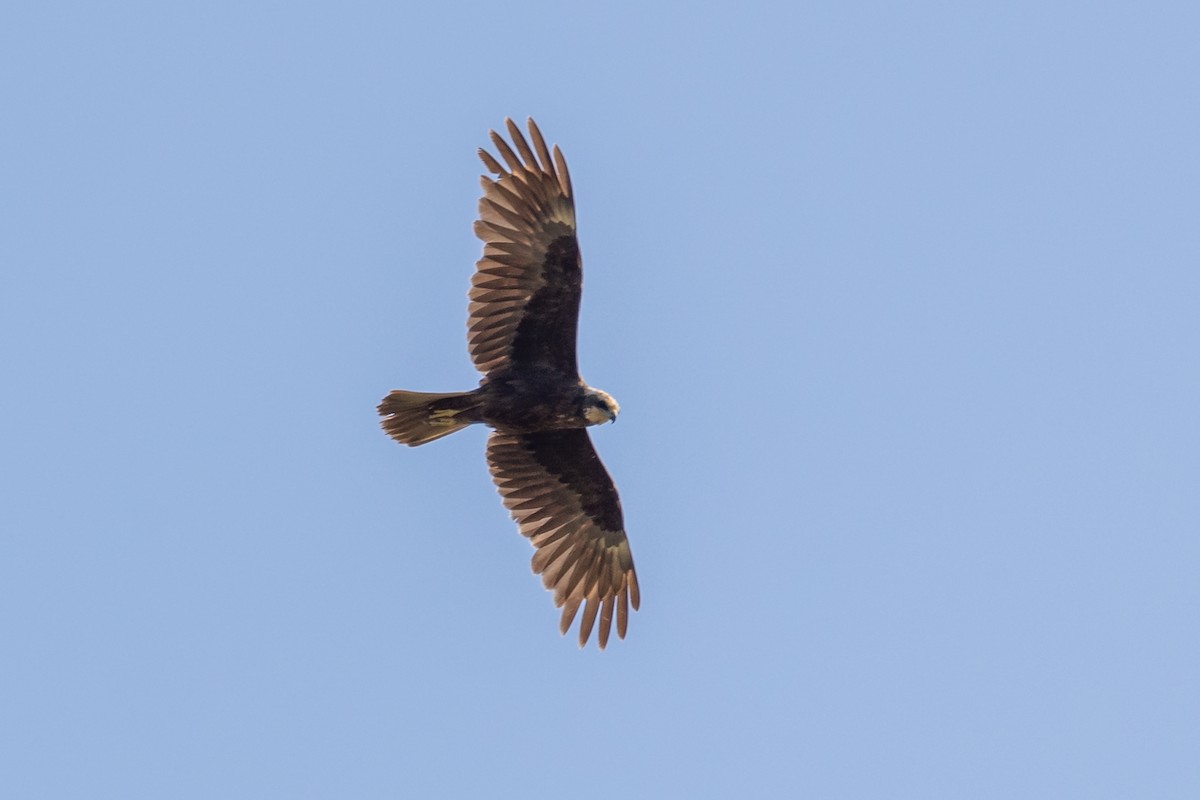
[378,389,481,446]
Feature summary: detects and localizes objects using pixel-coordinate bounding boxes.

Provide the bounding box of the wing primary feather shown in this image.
[575,546,605,601]
[557,545,596,601]
[559,598,582,635]
[527,118,555,176]
[487,180,539,220]
[578,594,600,647]
[489,129,524,172]
[616,590,629,638]
[629,570,641,610]
[545,559,581,601]
[531,535,575,575]
[552,145,573,198]
[505,118,538,169]
[501,169,550,212]
[592,554,612,601]
[489,179,542,220]
[478,149,504,175]
[597,595,615,650]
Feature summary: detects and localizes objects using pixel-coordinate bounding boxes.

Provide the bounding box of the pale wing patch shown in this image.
[486,431,640,650]
[469,118,577,375]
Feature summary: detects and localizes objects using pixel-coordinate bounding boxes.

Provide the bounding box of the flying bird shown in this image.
[378,118,639,649]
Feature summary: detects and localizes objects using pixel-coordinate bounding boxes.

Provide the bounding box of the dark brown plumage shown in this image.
[378,118,639,649]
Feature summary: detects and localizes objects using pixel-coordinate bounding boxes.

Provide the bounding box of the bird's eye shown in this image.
[596,399,609,411]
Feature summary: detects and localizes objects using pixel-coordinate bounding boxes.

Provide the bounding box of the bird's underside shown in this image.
[378,118,639,649]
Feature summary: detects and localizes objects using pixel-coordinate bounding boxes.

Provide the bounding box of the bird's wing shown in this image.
[486,429,639,649]
[469,118,581,379]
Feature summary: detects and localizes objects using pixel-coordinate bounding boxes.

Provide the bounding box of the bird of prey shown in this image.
[378,118,639,649]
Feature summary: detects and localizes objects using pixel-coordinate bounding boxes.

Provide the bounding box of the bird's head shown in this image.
[582,388,620,426]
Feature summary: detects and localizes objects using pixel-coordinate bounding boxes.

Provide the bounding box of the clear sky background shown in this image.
[3,2,1198,798]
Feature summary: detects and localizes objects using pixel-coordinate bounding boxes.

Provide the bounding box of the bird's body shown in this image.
[483,367,617,432]
[378,118,638,649]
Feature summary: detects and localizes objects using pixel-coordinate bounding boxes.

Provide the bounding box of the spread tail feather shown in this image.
[378,389,480,446]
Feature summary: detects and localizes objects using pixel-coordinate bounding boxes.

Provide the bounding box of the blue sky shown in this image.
[3,2,1198,797]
